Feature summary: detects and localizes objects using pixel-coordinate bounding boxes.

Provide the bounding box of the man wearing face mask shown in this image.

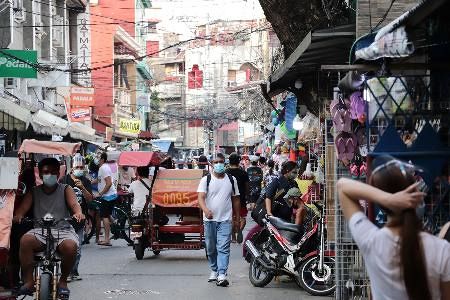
[13,158,84,298]
[61,154,93,281]
[197,153,240,287]
[265,161,299,221]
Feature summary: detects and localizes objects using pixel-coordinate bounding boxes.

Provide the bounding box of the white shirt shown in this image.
[98,164,117,198]
[349,212,450,300]
[128,178,152,214]
[197,174,239,222]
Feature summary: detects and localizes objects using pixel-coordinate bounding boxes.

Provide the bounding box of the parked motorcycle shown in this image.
[244,206,335,296]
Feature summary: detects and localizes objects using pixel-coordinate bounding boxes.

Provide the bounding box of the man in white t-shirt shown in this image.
[197,153,240,287]
[95,152,117,246]
[128,166,152,216]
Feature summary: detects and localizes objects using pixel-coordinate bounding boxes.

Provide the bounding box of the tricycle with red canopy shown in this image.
[131,167,205,260]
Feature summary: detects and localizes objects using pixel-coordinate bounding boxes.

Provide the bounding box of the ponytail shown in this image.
[400,210,431,300]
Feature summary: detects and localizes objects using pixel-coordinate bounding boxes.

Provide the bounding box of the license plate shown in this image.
[131,232,142,239]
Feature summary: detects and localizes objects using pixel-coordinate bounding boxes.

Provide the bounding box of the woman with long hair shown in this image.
[338,155,450,300]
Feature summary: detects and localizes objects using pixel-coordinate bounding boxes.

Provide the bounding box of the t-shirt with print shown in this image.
[197,174,240,222]
[349,211,450,300]
[98,164,117,201]
[246,166,263,196]
[128,178,152,214]
[226,167,249,208]
[265,176,298,221]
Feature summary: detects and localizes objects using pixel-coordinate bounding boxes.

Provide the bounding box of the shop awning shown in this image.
[151,139,172,153]
[31,110,69,136]
[266,24,355,96]
[19,139,81,155]
[138,130,159,139]
[118,151,162,166]
[0,96,32,127]
[69,122,104,143]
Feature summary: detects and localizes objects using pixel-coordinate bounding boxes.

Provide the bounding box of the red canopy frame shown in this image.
[18,139,81,156]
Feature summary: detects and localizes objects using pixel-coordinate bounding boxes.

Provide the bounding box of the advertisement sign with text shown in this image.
[69,107,91,122]
[70,87,95,106]
[119,118,141,134]
[0,50,37,78]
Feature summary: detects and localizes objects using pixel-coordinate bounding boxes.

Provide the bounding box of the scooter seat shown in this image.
[268,216,302,234]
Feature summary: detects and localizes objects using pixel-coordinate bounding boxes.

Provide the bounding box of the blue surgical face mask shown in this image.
[73,169,84,177]
[213,163,225,174]
[94,158,100,165]
[42,174,58,187]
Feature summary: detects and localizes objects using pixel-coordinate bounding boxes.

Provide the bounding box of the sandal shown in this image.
[98,241,112,246]
[57,286,70,300]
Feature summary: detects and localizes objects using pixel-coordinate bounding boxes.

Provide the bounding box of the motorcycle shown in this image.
[244,205,335,296]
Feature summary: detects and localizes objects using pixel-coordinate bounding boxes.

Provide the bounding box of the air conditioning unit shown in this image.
[13,0,25,23]
[50,6,57,15]
[52,16,64,47]
[34,21,46,38]
[4,78,18,89]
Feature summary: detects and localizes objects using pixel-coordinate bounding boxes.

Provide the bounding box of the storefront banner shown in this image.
[0,50,37,78]
[70,87,95,106]
[119,118,141,134]
[69,107,91,122]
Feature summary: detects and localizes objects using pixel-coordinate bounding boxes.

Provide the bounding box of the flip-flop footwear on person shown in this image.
[57,287,70,300]
[98,241,112,246]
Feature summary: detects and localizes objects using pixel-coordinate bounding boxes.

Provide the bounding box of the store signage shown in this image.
[76,7,92,86]
[0,50,37,78]
[70,87,95,106]
[69,107,91,122]
[119,118,141,134]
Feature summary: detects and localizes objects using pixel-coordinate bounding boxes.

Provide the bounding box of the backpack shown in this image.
[206,173,235,195]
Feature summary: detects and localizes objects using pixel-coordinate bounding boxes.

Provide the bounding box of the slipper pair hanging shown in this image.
[350,91,367,124]
[330,97,352,133]
[335,132,357,164]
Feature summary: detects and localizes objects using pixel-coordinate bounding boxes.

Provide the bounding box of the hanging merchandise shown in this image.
[297,112,320,141]
[330,96,352,134]
[284,93,298,131]
[315,164,325,184]
[280,121,297,140]
[303,162,313,178]
[350,91,367,124]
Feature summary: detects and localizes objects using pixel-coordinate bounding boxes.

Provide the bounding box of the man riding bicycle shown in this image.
[13,157,84,299]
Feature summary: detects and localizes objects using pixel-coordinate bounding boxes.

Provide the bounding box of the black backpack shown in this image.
[206,173,235,195]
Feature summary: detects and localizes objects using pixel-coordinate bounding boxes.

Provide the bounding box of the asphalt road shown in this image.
[64,219,332,300]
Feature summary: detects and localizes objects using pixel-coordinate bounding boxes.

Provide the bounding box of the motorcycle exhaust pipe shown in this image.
[245,240,261,259]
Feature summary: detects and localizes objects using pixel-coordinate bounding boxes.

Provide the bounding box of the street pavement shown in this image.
[65,220,332,300]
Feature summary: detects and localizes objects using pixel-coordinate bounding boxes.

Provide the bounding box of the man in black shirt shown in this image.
[247,155,264,204]
[265,161,299,221]
[62,154,93,281]
[226,153,249,244]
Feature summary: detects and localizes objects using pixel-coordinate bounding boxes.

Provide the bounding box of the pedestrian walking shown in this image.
[93,152,118,246]
[62,154,93,281]
[338,155,450,300]
[197,153,240,287]
[226,152,249,244]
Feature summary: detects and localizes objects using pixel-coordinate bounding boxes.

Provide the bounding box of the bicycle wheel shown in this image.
[38,272,52,300]
[83,214,96,245]
[112,206,133,245]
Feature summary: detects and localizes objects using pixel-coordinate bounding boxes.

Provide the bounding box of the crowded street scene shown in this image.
[1,0,450,299]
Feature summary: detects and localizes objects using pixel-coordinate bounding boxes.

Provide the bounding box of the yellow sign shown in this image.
[119,118,141,134]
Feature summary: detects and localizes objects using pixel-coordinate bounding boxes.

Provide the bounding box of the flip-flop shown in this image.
[345,134,357,161]
[98,241,112,246]
[335,134,346,160]
[57,286,70,300]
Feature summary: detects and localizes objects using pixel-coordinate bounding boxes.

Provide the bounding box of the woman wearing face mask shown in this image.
[338,155,450,300]
[264,161,299,222]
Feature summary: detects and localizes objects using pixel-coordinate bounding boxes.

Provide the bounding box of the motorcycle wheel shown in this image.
[249,258,274,287]
[298,256,335,296]
[38,272,52,300]
[135,238,145,260]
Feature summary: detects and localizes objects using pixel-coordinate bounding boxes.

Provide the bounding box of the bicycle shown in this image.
[83,196,133,245]
[18,214,77,300]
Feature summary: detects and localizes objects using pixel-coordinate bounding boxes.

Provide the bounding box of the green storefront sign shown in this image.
[0,50,37,78]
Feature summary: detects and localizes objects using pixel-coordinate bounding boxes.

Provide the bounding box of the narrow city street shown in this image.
[69,222,330,300]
